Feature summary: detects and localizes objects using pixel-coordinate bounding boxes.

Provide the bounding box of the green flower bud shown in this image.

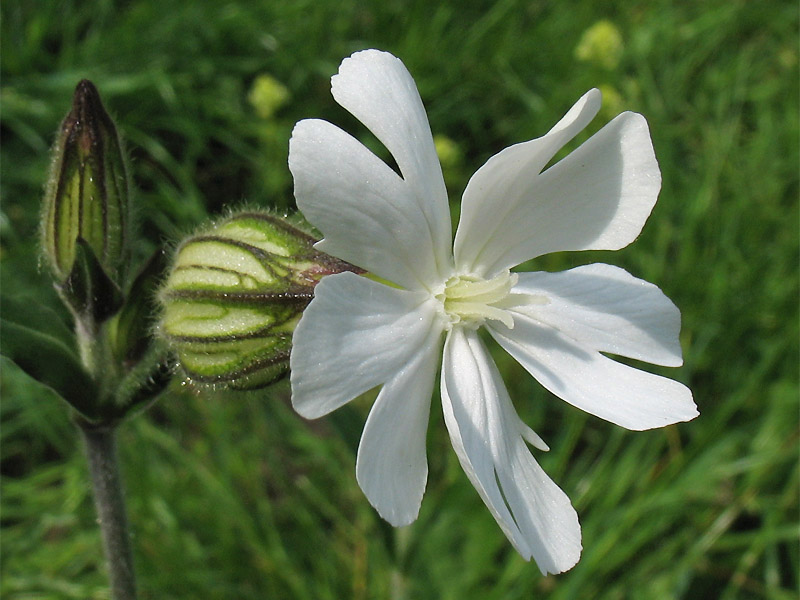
[41,80,130,282]
[160,211,358,390]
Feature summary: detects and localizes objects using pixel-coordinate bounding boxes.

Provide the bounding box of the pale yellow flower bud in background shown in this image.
[575,20,624,70]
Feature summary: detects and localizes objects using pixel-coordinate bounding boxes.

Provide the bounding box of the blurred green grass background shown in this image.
[1,0,797,598]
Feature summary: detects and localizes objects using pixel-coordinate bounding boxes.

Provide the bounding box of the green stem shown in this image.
[78,420,138,600]
[390,525,411,600]
[76,319,117,396]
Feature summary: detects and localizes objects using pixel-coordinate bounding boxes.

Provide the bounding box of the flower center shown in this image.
[437,270,518,330]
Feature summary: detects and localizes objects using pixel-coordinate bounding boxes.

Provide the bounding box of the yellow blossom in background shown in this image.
[575,20,624,70]
[434,134,463,170]
[248,74,290,119]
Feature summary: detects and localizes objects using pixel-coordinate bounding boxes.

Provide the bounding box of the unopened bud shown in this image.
[160,211,358,389]
[41,80,130,282]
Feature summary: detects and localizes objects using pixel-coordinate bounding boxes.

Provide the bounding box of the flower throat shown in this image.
[437,270,518,330]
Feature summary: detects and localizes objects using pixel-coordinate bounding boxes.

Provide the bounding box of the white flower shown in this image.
[288,49,697,574]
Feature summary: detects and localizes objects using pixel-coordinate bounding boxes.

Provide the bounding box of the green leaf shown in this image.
[0,318,97,417]
[1,294,74,348]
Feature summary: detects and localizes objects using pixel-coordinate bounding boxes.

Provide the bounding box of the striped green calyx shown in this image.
[160,211,358,390]
[41,80,130,283]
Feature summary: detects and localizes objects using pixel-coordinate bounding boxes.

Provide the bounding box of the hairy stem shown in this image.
[78,421,137,600]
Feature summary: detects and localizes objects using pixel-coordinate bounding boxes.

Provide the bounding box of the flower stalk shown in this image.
[77,419,137,600]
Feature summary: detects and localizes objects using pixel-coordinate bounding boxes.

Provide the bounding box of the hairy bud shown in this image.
[41,80,130,282]
[160,212,358,389]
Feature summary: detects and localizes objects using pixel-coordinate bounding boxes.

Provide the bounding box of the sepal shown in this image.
[112,247,169,365]
[159,211,359,389]
[57,237,124,325]
[113,341,175,416]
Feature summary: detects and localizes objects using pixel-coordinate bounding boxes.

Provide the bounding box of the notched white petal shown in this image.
[489,318,698,431]
[290,272,439,419]
[289,118,443,290]
[356,325,442,526]
[455,101,662,276]
[330,50,453,280]
[441,329,582,574]
[512,264,684,367]
[454,89,601,275]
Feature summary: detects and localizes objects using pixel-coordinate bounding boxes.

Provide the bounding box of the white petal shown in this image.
[290,272,440,419]
[441,328,581,574]
[489,318,698,431]
[356,325,442,526]
[289,119,446,291]
[519,421,550,452]
[453,89,601,274]
[455,108,661,277]
[513,264,683,367]
[331,49,453,282]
